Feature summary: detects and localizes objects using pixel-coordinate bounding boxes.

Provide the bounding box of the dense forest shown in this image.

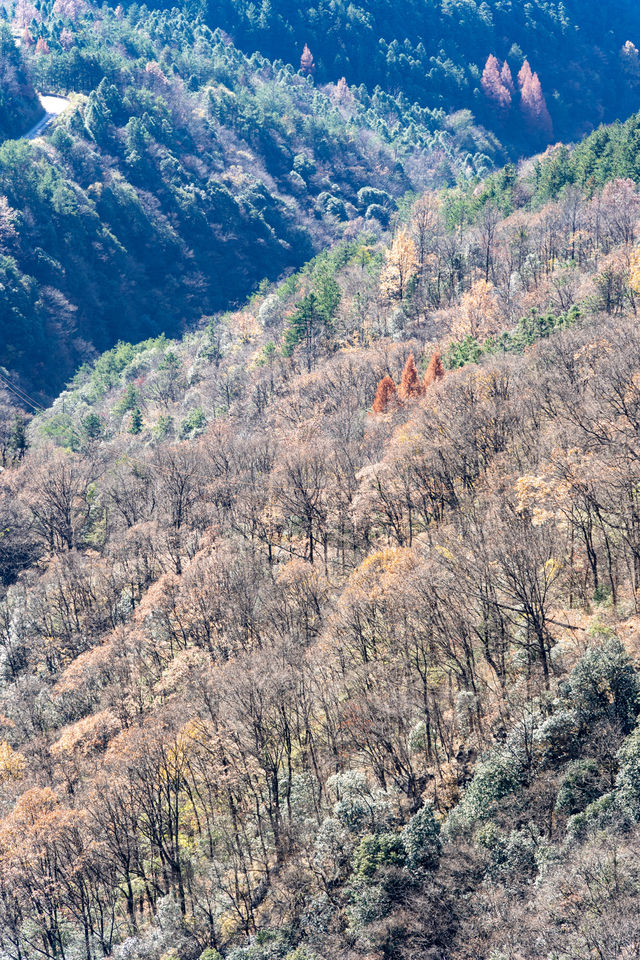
[0,23,41,139]
[0,1,501,401]
[181,0,640,146]
[5,0,640,958]
[4,121,640,956]
[5,0,640,398]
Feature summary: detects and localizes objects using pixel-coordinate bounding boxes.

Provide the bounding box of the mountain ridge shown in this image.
[3,3,640,958]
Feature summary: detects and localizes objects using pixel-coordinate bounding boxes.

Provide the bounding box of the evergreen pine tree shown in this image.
[283,282,338,372]
[82,412,103,440]
[129,407,143,435]
[9,415,28,461]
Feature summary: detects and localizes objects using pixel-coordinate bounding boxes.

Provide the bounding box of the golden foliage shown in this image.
[50,710,121,758]
[0,742,26,783]
[514,474,569,526]
[629,241,640,293]
[379,229,418,301]
[454,278,499,340]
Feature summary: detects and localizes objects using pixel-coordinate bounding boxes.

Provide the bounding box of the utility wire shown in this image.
[0,370,44,410]
[0,371,44,413]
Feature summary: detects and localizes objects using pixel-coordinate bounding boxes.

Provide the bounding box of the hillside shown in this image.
[6,3,640,958]
[0,3,500,402]
[148,0,640,148]
[0,24,42,139]
[6,0,640,400]
[3,131,640,957]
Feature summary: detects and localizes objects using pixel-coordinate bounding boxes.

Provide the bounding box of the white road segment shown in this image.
[23,94,71,140]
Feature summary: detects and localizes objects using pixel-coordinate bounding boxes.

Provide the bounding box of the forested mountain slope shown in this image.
[6,3,640,958]
[4,141,640,957]
[0,24,42,139]
[6,0,640,400]
[151,0,640,148]
[0,2,499,401]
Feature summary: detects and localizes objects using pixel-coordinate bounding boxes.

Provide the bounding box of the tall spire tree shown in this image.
[372,375,398,414]
[518,59,533,89]
[423,350,445,389]
[397,353,423,401]
[520,69,552,137]
[481,54,511,110]
[501,61,515,94]
[300,44,315,75]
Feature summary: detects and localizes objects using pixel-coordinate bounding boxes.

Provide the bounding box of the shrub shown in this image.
[357,186,394,209]
[365,203,390,226]
[569,638,640,735]
[180,407,207,438]
[401,802,441,873]
[352,832,406,879]
[555,759,604,815]
[444,746,525,839]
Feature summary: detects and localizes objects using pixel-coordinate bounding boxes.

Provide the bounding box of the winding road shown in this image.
[24,94,71,140]
[10,31,71,140]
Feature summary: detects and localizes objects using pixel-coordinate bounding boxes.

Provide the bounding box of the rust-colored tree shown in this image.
[481,54,511,110]
[518,59,533,89]
[372,375,398,414]
[518,60,552,137]
[300,44,315,75]
[423,350,445,389]
[501,61,515,93]
[397,353,423,401]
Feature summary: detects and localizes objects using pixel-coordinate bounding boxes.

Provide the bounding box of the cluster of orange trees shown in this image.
[372,350,446,413]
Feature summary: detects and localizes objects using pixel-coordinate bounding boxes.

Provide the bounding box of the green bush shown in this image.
[180,407,207,438]
[401,802,441,873]
[569,638,640,735]
[352,832,406,879]
[357,186,394,209]
[555,759,605,816]
[364,203,390,226]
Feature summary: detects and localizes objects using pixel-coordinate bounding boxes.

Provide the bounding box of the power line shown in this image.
[0,371,44,413]
[0,372,200,482]
[0,370,44,410]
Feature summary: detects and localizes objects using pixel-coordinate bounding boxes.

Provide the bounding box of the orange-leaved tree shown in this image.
[423,350,445,389]
[398,353,423,401]
[372,375,398,413]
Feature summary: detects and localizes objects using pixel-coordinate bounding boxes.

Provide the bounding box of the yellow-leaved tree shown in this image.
[0,742,26,782]
[629,241,640,293]
[380,229,419,301]
[454,278,499,340]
